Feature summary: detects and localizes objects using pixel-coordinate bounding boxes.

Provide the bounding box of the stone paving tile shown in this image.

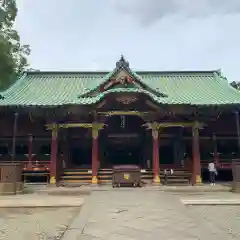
[70,191,201,239]
[105,233,136,240]
[115,225,153,239]
[63,188,240,240]
[190,205,240,239]
[83,226,112,239]
[76,234,103,240]
[0,207,80,239]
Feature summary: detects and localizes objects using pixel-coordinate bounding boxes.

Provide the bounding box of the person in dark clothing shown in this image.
[208,160,217,185]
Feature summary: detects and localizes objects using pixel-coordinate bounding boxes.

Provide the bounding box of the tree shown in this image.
[0,0,30,90]
[230,81,240,90]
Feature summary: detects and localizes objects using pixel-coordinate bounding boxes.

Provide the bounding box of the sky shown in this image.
[15,0,240,81]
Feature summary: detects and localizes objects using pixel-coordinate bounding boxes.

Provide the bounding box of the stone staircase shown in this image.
[60,168,191,185]
[60,168,92,184]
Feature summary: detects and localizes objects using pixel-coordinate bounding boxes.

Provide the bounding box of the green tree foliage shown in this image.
[230,81,240,90]
[0,0,30,90]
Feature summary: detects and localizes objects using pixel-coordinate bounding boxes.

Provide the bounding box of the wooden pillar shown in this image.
[50,124,58,184]
[212,133,219,165]
[11,112,18,162]
[92,126,99,184]
[192,125,202,184]
[235,111,240,156]
[27,134,33,168]
[152,129,160,183]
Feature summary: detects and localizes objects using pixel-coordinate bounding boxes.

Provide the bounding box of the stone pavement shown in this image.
[0,207,80,239]
[62,188,240,240]
[0,189,85,239]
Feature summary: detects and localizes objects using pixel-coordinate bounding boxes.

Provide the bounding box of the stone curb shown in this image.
[0,202,84,208]
[0,204,83,208]
[181,199,240,205]
[0,196,84,208]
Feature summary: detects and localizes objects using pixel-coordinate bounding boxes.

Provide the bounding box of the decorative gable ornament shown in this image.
[79,55,168,99]
[115,76,134,86]
[102,76,134,91]
[116,55,130,69]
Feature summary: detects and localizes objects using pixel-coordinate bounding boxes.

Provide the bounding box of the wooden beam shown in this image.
[59,123,93,128]
[145,100,162,112]
[45,123,91,130]
[96,100,106,109]
[143,121,205,130]
[45,123,105,130]
[98,111,149,116]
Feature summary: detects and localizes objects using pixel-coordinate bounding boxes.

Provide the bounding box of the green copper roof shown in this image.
[0,57,240,107]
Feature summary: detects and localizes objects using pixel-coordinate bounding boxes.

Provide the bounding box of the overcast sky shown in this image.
[15,0,240,81]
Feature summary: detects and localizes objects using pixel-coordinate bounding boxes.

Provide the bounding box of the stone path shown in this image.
[62,188,240,240]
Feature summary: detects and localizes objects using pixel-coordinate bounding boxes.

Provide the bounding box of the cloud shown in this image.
[114,0,240,26]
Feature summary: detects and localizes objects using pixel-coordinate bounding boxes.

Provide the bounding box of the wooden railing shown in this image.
[0,158,51,183]
[0,154,51,170]
[201,159,240,169]
[24,160,51,171]
[0,160,50,171]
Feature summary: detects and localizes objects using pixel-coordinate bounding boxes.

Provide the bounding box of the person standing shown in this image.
[208,160,217,185]
[147,159,151,169]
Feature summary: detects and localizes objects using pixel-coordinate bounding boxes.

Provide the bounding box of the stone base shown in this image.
[196,175,202,184]
[50,176,56,184]
[232,182,240,193]
[92,176,98,184]
[191,175,202,185]
[153,175,161,184]
[0,182,24,195]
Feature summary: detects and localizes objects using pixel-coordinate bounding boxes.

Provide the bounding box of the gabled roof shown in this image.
[80,56,166,98]
[0,57,240,107]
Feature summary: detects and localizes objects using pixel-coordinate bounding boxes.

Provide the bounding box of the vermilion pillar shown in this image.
[152,129,160,183]
[27,134,33,168]
[192,125,202,184]
[50,124,58,184]
[92,127,99,184]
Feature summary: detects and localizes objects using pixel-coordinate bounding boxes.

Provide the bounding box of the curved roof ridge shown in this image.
[79,87,170,105]
[25,71,108,76]
[24,69,220,75]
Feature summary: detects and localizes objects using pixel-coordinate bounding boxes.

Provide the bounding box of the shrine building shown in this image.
[0,56,240,185]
